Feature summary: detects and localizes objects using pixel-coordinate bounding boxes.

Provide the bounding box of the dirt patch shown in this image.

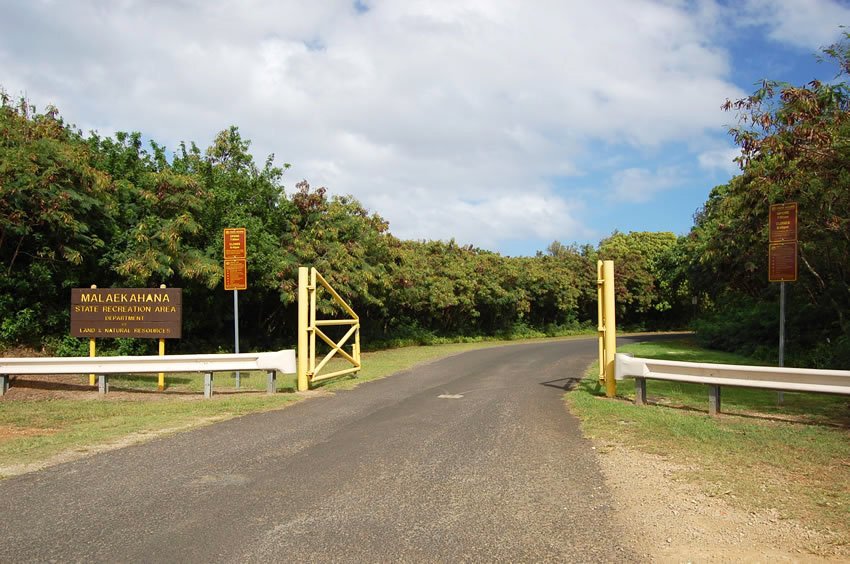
[1,375,107,401]
[595,442,849,562]
[0,426,59,444]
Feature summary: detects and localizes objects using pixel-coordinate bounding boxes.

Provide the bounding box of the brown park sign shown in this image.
[224,259,248,291]
[71,288,182,339]
[223,228,247,260]
[769,203,797,242]
[769,241,798,282]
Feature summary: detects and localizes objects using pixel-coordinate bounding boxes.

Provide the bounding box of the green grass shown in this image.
[616,340,850,425]
[568,338,850,539]
[0,336,570,475]
[0,394,300,475]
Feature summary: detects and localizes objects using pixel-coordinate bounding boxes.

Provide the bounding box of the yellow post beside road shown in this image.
[597,261,604,383]
[89,284,97,386]
[297,267,309,392]
[158,284,166,391]
[602,260,617,398]
[89,337,96,386]
[309,268,317,379]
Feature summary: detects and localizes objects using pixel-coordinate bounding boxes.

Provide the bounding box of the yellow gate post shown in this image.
[602,260,617,398]
[158,284,166,391]
[297,267,309,392]
[597,262,604,383]
[309,267,317,379]
[89,284,97,386]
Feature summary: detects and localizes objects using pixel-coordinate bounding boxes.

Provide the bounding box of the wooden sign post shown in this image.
[224,228,247,388]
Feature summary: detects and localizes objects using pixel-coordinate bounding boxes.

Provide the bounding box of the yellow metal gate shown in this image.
[297,267,361,391]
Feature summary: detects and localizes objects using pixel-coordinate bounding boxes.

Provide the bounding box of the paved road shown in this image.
[0,337,648,562]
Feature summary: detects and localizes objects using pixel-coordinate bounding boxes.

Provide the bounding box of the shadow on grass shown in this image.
[576,374,850,429]
[309,373,360,391]
[7,377,93,392]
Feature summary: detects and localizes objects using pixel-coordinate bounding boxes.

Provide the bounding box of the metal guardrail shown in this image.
[0,350,296,398]
[615,353,850,415]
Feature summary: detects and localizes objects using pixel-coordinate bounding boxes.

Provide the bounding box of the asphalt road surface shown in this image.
[0,337,651,562]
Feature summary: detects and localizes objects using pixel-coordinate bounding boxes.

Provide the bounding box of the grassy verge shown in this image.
[0,336,575,475]
[567,338,850,538]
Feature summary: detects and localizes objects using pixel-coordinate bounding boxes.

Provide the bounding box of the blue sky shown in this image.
[1,0,848,256]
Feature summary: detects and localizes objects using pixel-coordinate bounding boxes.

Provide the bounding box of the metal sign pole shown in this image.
[778,281,785,404]
[234,289,240,389]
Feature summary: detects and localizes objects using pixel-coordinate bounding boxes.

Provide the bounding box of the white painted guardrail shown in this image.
[615,353,850,416]
[0,350,296,398]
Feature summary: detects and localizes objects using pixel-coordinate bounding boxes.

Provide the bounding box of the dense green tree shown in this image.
[0,93,113,342]
[681,34,850,366]
[595,231,681,326]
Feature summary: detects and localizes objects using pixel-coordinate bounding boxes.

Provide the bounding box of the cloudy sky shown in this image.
[2,0,848,255]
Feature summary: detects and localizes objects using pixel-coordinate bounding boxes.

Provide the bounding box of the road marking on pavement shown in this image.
[438,394,464,399]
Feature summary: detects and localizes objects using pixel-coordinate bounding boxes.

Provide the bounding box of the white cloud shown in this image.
[736,0,850,50]
[0,0,748,250]
[698,147,742,175]
[610,167,685,203]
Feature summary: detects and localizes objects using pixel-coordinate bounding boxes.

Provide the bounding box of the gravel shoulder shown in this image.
[595,441,849,562]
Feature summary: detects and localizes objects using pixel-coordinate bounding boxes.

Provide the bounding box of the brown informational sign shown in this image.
[769,241,798,282]
[224,259,248,290]
[769,203,797,242]
[223,228,247,259]
[71,288,182,338]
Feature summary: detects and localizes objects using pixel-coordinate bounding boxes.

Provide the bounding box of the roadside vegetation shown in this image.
[568,338,850,541]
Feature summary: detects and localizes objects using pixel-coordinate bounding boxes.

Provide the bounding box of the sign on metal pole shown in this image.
[769,203,797,242]
[768,241,798,282]
[223,259,248,290]
[768,203,797,404]
[769,203,798,282]
[224,228,247,388]
[223,228,247,259]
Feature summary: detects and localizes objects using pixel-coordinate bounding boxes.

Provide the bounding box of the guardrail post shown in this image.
[266,370,276,394]
[204,372,213,398]
[635,377,647,405]
[602,260,617,398]
[1,374,8,396]
[297,267,309,392]
[98,374,108,395]
[708,385,721,416]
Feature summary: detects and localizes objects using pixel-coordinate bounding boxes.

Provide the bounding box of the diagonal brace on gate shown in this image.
[297,267,361,391]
